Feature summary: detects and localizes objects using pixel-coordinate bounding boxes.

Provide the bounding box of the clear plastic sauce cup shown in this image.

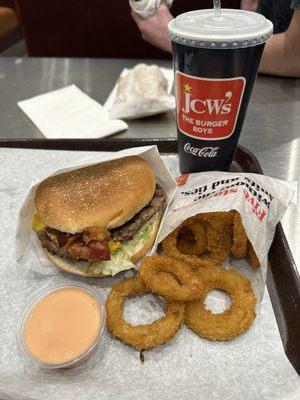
[17,282,106,369]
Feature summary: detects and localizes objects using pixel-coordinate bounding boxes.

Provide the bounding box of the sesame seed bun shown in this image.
[34,156,156,234]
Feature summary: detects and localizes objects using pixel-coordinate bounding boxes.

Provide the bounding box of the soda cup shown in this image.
[168,9,273,173]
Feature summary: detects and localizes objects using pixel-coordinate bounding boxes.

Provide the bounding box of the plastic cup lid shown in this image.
[168,9,273,49]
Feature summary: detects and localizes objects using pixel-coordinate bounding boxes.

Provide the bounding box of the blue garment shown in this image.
[258,0,299,33]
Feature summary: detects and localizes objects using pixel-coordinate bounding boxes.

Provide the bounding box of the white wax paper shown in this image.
[0,148,299,400]
[15,145,177,276]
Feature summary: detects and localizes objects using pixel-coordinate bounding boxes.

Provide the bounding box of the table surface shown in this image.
[0,57,300,272]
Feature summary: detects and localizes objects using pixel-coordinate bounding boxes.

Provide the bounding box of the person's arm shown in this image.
[131,3,172,53]
[240,0,258,12]
[132,4,300,78]
[259,10,300,78]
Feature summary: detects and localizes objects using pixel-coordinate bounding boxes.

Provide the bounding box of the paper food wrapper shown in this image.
[15,146,177,276]
[105,64,175,120]
[129,0,174,19]
[155,171,297,301]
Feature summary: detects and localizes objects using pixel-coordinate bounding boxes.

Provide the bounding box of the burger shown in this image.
[32,156,167,277]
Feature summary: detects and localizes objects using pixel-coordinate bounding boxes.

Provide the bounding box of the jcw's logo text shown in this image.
[182,91,232,115]
[184,143,219,158]
[176,72,246,141]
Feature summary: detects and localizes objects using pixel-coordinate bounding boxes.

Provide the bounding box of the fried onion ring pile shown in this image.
[162,212,234,268]
[231,212,248,258]
[106,254,257,350]
[106,275,185,350]
[139,255,205,301]
[106,209,260,351]
[185,266,257,341]
[162,211,261,269]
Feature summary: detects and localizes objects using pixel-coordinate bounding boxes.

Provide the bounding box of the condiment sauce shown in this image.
[23,287,102,364]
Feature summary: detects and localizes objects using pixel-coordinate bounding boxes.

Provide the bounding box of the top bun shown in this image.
[34,156,156,234]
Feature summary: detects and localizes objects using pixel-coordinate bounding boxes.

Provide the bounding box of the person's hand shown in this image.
[131,3,173,53]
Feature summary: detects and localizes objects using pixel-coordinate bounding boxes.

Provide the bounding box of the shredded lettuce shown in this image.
[91,214,159,276]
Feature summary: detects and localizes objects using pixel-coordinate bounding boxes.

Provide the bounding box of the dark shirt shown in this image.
[258,0,299,33]
[291,0,300,8]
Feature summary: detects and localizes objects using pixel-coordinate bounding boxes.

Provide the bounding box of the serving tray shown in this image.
[0,137,299,374]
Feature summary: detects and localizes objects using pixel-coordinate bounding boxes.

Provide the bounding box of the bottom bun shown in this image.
[43,213,161,277]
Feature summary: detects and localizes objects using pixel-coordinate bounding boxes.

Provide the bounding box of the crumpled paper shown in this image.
[129,0,174,19]
[155,171,297,301]
[0,149,299,400]
[15,146,177,276]
[105,64,175,120]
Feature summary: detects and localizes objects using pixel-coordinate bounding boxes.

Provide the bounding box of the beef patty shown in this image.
[111,184,166,241]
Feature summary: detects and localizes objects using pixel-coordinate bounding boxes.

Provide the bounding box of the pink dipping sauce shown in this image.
[23,287,102,365]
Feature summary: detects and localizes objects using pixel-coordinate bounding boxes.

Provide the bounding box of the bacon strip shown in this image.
[83,226,111,244]
[66,240,110,261]
[43,227,110,261]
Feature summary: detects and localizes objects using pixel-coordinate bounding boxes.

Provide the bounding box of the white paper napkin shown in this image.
[18,85,128,139]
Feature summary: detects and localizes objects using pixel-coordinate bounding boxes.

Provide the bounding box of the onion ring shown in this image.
[231,212,248,258]
[106,276,185,350]
[185,266,256,341]
[162,212,234,268]
[248,242,260,268]
[139,254,205,301]
[176,221,206,255]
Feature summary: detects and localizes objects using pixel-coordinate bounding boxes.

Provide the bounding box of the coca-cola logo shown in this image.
[176,72,246,140]
[184,143,219,158]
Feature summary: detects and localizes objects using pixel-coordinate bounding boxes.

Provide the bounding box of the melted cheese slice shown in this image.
[32,213,46,233]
